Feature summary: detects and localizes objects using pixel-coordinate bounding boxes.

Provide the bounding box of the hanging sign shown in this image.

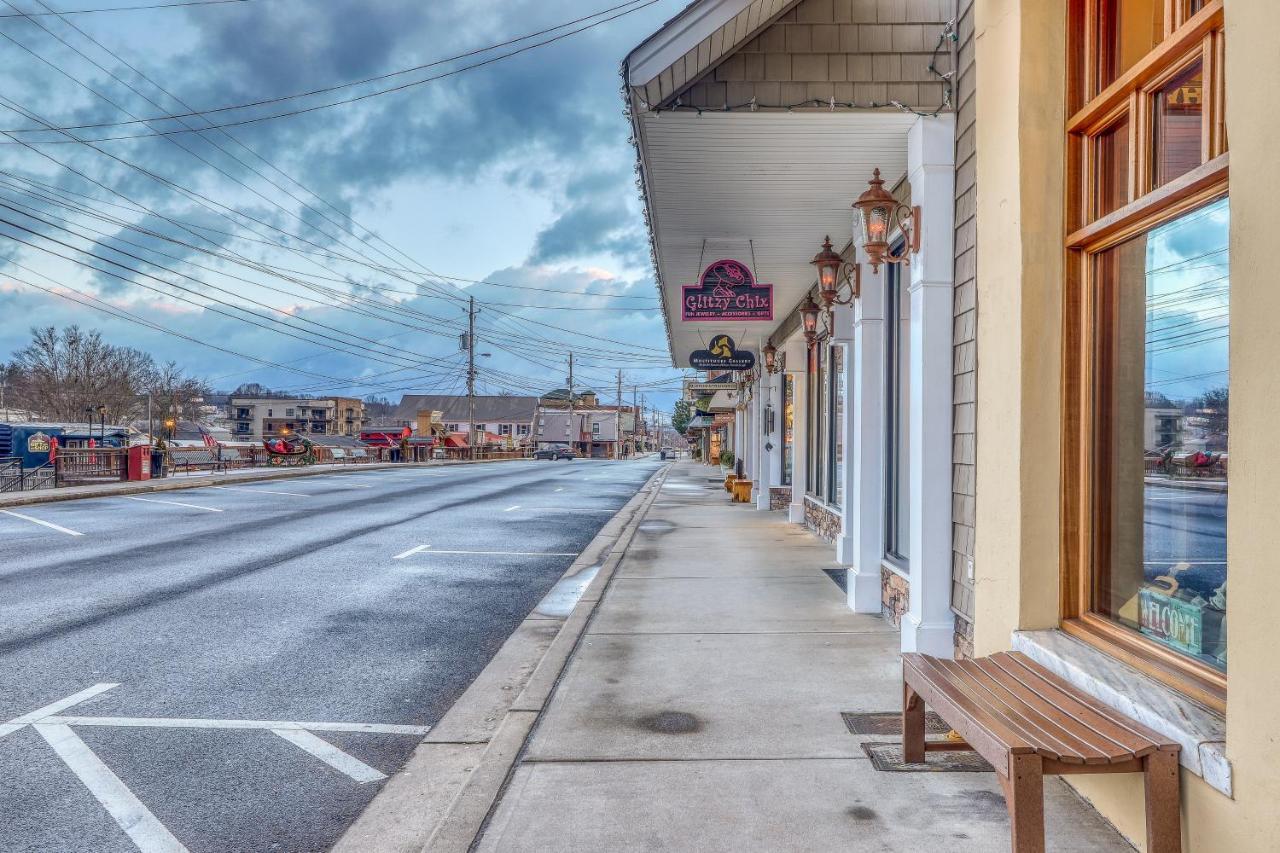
[682,259,773,322]
[689,334,756,371]
[26,431,50,453]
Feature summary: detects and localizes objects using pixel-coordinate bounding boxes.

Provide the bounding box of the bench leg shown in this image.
[902,682,926,764]
[1003,753,1045,853]
[1144,748,1182,853]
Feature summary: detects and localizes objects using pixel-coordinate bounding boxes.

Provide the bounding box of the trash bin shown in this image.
[127,445,151,481]
[150,449,165,479]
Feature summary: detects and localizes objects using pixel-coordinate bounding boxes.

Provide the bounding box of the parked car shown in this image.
[533,444,576,461]
[660,446,676,460]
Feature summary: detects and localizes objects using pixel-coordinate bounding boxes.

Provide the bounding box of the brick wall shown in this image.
[949,0,978,647]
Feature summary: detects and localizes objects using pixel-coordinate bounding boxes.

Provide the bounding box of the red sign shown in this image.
[681,259,773,322]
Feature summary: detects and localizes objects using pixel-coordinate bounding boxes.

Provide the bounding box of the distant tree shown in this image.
[362,394,394,419]
[144,360,210,424]
[9,326,155,424]
[1196,386,1229,436]
[672,398,692,434]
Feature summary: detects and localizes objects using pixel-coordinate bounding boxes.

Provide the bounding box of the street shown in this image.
[0,458,661,853]
[1144,483,1228,598]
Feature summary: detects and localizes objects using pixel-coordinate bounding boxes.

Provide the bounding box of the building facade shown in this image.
[389,394,540,445]
[228,396,364,439]
[631,0,1266,848]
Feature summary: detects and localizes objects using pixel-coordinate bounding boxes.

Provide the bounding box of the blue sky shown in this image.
[0,0,687,410]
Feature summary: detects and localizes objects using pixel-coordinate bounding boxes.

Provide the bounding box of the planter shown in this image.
[724,473,738,493]
[731,479,753,503]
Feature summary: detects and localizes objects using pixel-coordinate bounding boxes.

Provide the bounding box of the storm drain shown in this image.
[840,711,950,736]
[860,741,994,773]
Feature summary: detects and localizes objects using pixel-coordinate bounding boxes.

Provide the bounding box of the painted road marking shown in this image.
[46,715,430,735]
[35,723,189,853]
[209,486,310,498]
[124,496,222,512]
[36,722,186,850]
[393,544,430,560]
[408,549,578,557]
[0,509,84,537]
[0,682,119,739]
[554,487,564,492]
[504,505,520,512]
[8,684,427,853]
[272,729,385,783]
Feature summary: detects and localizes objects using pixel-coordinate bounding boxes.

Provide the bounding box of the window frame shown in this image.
[1063,0,1228,710]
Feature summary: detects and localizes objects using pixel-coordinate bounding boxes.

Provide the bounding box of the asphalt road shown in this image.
[0,457,662,853]
[1143,483,1227,597]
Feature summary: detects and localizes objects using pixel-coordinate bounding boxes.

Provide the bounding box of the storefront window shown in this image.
[1067,0,1227,701]
[782,374,794,486]
[1092,198,1228,671]
[885,254,911,562]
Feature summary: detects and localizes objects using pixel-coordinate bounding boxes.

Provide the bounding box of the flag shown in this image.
[201,429,218,450]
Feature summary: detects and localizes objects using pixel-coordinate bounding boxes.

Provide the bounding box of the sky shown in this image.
[0,0,689,413]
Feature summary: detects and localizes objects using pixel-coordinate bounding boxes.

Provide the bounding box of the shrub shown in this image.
[719,450,735,467]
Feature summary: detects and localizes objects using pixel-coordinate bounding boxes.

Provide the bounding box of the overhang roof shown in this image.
[631,110,913,366]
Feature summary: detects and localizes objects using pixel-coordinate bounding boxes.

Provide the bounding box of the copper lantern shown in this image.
[799,294,820,345]
[810,235,859,308]
[853,168,920,271]
[763,340,777,374]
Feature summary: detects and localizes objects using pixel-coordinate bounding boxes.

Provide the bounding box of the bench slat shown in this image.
[933,658,1106,764]
[991,653,1169,756]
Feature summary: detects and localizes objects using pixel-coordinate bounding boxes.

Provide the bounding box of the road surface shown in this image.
[0,458,661,853]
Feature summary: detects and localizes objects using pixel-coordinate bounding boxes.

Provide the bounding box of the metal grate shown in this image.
[860,741,994,773]
[821,568,847,594]
[841,711,951,736]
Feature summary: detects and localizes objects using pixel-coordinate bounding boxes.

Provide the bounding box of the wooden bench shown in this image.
[902,651,1181,853]
[169,448,223,475]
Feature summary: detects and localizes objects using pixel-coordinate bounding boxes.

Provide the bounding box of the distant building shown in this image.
[389,395,540,445]
[534,407,628,459]
[228,396,365,439]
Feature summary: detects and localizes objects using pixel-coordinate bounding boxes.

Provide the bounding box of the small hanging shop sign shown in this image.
[689,334,756,371]
[682,259,773,322]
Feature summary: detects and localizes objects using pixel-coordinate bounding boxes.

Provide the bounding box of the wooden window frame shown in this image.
[1063,0,1228,712]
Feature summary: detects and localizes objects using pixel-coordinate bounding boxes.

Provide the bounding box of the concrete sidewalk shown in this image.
[472,461,1135,852]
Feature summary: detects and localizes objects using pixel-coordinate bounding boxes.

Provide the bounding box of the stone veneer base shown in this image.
[802,496,841,543]
[768,486,791,511]
[881,567,909,627]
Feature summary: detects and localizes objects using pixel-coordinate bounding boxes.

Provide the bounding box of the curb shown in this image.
[332,462,671,853]
[0,457,528,509]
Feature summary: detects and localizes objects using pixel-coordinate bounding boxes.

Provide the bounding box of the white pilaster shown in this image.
[756,370,780,510]
[844,262,888,612]
[828,304,857,568]
[785,339,808,525]
[902,114,957,656]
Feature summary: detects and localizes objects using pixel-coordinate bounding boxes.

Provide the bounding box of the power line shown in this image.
[0,0,254,15]
[0,0,663,140]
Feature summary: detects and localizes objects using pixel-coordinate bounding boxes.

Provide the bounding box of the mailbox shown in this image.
[127,444,151,481]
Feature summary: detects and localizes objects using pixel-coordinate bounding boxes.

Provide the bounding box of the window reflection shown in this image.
[1154,60,1204,187]
[1094,197,1229,671]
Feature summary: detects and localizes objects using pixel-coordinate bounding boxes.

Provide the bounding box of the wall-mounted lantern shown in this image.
[799,294,820,346]
[853,168,921,271]
[811,235,860,309]
[763,340,778,374]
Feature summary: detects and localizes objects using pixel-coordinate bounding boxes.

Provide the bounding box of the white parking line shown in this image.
[0,682,118,739]
[554,487,564,492]
[504,505,520,512]
[272,728,385,783]
[44,715,430,735]
[124,496,222,512]
[209,486,310,498]
[407,549,578,557]
[0,509,84,536]
[392,544,430,560]
[35,723,189,853]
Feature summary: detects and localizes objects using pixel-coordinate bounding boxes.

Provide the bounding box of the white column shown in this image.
[902,113,957,656]
[843,262,887,612]
[785,340,808,524]
[828,303,857,566]
[756,369,780,510]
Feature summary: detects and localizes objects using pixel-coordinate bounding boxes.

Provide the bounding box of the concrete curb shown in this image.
[332,462,671,853]
[0,457,528,509]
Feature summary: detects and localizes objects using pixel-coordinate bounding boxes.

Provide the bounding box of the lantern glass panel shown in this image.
[866,205,890,242]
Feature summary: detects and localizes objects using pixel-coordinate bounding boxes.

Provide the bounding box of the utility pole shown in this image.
[567,352,575,455]
[632,386,638,456]
[467,296,476,460]
[616,369,623,458]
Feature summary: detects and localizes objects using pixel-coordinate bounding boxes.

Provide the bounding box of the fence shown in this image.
[55,448,127,485]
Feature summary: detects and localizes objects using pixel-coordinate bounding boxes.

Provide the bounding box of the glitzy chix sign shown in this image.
[681,259,773,322]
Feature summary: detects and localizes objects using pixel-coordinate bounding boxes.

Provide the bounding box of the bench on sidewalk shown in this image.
[902,651,1181,853]
[169,448,223,475]
[330,448,348,463]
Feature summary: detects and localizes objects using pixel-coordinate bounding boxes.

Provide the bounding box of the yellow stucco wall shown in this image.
[972,0,1277,850]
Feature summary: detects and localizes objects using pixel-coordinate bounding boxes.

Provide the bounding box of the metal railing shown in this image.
[0,456,20,493]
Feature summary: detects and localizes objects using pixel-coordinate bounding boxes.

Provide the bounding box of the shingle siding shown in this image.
[950,0,977,633]
[638,0,952,111]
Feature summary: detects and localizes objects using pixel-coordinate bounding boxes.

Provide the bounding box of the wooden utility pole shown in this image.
[567,352,574,455]
[632,386,638,456]
[467,296,476,459]
[616,369,623,458]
